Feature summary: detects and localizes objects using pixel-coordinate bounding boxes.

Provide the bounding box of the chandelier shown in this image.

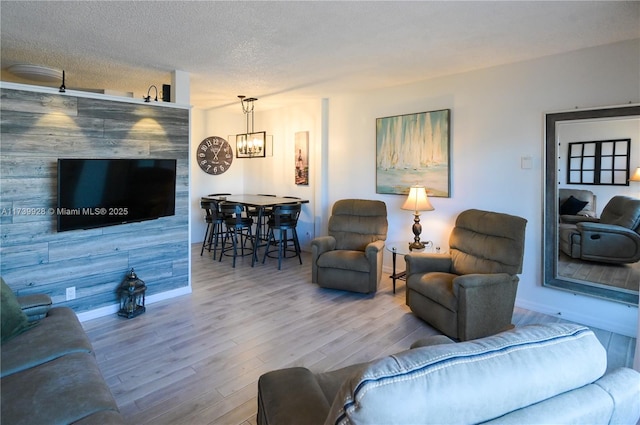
[236,95,266,158]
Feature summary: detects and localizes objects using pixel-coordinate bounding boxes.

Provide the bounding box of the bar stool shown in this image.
[200,198,226,258]
[219,203,255,267]
[262,203,302,270]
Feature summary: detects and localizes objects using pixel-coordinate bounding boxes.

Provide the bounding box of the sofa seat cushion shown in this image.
[325,323,606,425]
[1,352,122,425]
[407,272,458,312]
[316,250,370,273]
[1,307,93,378]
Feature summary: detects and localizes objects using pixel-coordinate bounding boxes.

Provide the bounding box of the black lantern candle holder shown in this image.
[118,268,146,318]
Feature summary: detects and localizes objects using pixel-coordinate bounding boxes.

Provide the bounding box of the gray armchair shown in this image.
[559,195,640,264]
[311,199,387,294]
[405,209,527,341]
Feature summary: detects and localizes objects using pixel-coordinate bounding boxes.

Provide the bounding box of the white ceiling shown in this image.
[1,1,639,110]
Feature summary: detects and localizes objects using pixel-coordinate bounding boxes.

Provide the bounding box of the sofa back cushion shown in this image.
[1,278,36,344]
[600,196,640,232]
[559,188,596,216]
[325,323,606,425]
[449,209,527,276]
[328,199,387,251]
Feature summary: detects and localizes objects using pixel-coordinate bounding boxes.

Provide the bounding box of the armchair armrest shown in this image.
[310,236,336,257]
[453,272,516,292]
[453,273,519,341]
[404,253,452,276]
[311,236,337,283]
[17,293,52,322]
[365,239,385,258]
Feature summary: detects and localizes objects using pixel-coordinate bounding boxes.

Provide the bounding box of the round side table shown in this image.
[385,241,446,293]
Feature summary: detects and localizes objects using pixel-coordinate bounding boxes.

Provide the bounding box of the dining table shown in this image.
[204,194,309,265]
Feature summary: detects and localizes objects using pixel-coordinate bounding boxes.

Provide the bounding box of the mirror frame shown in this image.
[544,104,640,305]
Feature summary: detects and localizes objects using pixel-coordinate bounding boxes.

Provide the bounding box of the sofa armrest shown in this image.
[17,294,52,322]
[577,222,640,263]
[560,215,599,224]
[405,253,452,276]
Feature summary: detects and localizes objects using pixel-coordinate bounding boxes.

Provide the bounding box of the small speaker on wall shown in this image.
[162,84,171,102]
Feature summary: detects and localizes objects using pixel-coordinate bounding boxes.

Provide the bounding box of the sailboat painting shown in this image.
[376,109,450,197]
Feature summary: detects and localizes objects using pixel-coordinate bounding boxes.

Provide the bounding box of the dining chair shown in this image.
[262,203,302,270]
[199,198,225,258]
[219,203,255,267]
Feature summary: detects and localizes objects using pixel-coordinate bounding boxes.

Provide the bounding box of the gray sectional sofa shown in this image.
[257,323,640,425]
[1,280,124,425]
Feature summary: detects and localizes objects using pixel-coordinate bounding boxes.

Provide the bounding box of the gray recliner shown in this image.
[559,195,640,264]
[405,209,527,341]
[311,199,387,294]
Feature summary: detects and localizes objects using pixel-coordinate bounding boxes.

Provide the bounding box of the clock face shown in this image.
[197,136,233,175]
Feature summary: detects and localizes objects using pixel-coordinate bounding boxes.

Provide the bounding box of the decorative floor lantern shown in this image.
[118,268,146,318]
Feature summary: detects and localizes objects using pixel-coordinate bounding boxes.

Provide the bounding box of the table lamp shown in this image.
[401,185,434,250]
[629,167,640,182]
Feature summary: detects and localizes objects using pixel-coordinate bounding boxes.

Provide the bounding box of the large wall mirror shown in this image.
[544,104,640,305]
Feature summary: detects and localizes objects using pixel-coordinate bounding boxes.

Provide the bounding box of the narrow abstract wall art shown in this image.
[295,131,309,185]
[376,109,451,197]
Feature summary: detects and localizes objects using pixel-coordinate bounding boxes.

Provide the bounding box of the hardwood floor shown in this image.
[83,243,637,425]
[558,251,640,292]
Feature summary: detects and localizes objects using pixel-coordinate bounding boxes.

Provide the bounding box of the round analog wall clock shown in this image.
[197,136,233,175]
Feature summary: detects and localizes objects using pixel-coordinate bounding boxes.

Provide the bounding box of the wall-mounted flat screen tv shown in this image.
[57,158,177,232]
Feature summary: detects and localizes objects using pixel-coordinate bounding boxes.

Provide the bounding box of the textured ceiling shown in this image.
[1,1,639,110]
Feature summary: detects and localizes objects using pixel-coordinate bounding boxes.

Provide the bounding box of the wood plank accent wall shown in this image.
[0,87,190,313]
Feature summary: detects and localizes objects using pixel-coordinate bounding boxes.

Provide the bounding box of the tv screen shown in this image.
[57,158,177,232]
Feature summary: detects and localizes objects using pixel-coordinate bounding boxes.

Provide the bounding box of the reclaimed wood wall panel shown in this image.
[0,87,190,313]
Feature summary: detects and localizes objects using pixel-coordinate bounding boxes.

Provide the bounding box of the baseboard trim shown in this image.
[77,285,192,322]
[515,299,638,338]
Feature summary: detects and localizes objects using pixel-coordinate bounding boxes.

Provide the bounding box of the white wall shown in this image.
[190,107,245,246]
[197,39,640,336]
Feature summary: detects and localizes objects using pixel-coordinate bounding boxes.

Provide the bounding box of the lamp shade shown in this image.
[630,167,640,182]
[401,186,434,212]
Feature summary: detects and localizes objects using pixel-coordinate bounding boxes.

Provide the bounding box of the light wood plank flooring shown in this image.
[558,251,640,292]
[82,244,637,425]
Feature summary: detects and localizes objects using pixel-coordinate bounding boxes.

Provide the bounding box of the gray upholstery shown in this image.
[17,293,52,322]
[559,195,640,264]
[311,199,388,294]
[1,299,124,424]
[256,324,640,425]
[559,188,597,223]
[405,209,527,341]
